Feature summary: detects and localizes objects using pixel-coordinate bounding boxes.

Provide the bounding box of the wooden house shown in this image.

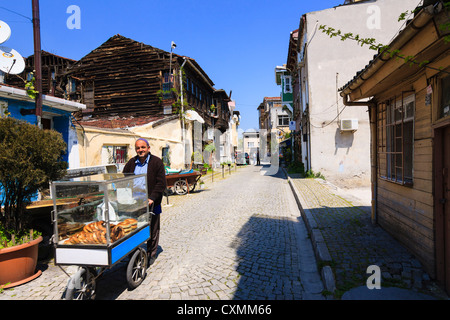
[339,1,450,292]
[4,50,76,100]
[62,34,231,169]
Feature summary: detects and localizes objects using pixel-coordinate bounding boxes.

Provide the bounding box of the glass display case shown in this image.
[51,173,151,267]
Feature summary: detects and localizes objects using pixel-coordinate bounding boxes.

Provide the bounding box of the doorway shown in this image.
[435,124,450,293]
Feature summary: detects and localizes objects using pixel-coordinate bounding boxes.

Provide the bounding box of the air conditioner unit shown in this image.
[340,119,358,132]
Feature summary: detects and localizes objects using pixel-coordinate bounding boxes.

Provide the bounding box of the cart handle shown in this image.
[149,202,155,215]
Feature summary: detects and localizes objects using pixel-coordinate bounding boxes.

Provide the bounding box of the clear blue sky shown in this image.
[1,0,343,131]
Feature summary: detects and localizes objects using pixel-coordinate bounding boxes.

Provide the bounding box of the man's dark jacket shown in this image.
[122,154,167,208]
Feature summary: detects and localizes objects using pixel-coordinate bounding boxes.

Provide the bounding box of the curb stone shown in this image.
[284,170,337,296]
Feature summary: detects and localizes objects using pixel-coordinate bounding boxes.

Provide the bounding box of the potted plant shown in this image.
[0,117,67,288]
[210,104,216,116]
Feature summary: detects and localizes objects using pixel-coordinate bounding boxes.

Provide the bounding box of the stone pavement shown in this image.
[286,173,449,300]
[0,165,325,300]
[3,164,448,301]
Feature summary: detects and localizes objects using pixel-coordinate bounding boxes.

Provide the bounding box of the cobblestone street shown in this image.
[0,165,324,300]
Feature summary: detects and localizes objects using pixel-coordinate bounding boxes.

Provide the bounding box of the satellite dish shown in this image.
[0,46,25,75]
[0,21,11,44]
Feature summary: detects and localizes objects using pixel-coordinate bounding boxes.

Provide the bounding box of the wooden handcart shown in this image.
[165,168,207,195]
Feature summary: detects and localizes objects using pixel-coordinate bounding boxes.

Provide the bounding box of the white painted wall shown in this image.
[303,0,418,182]
[68,125,81,169]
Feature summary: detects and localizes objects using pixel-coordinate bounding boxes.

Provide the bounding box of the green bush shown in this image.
[0,117,67,239]
[305,169,325,180]
[287,160,305,174]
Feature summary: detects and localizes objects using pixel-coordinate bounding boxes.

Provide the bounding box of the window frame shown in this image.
[377,92,415,186]
[0,100,8,117]
[278,114,290,127]
[284,75,292,93]
[103,145,128,165]
[440,74,450,119]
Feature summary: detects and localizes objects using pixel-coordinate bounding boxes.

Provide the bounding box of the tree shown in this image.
[204,142,216,167]
[0,117,67,236]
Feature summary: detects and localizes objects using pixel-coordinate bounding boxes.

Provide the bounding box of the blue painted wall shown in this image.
[1,97,73,202]
[1,97,71,163]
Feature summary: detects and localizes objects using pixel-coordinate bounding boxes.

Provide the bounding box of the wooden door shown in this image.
[444,126,450,292]
[41,118,51,130]
[436,125,450,293]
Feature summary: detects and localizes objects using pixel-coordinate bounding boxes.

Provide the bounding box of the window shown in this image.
[162,72,173,99]
[68,78,77,93]
[284,76,292,93]
[377,93,415,185]
[278,115,290,126]
[103,146,128,164]
[441,75,450,119]
[0,100,7,117]
[162,147,170,166]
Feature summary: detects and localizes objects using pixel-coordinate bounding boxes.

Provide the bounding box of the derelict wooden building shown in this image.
[64,34,230,133]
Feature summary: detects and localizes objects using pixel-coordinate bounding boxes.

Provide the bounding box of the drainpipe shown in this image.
[70,115,87,167]
[180,58,187,168]
[342,93,378,225]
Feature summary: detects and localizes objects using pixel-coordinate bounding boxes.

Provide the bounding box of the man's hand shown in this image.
[148,199,154,206]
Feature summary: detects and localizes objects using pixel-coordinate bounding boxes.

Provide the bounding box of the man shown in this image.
[123,138,166,264]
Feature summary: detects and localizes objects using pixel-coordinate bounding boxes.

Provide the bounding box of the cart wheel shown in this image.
[66,267,97,300]
[174,180,188,195]
[126,247,148,290]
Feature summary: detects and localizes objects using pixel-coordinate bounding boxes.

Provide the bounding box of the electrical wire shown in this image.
[309,104,349,129]
[0,6,32,22]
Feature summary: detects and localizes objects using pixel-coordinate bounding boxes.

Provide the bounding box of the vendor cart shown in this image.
[165,169,206,195]
[51,173,152,300]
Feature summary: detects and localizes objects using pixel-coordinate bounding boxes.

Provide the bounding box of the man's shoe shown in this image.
[149,256,156,266]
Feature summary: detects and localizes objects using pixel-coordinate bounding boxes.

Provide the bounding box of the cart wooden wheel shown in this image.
[66,267,97,300]
[174,179,188,195]
[126,247,148,289]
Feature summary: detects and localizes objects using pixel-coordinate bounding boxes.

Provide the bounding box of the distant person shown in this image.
[257,148,260,165]
[123,138,166,265]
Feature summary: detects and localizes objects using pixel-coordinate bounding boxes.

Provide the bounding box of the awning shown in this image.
[185,110,205,123]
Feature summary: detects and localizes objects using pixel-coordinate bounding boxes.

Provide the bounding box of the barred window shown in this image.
[103,145,128,164]
[377,93,415,185]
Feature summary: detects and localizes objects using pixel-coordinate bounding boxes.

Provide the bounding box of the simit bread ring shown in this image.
[95,221,106,231]
[111,225,125,242]
[80,232,89,244]
[99,231,107,244]
[83,223,94,233]
[92,231,101,244]
[86,232,94,244]
[68,232,81,244]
